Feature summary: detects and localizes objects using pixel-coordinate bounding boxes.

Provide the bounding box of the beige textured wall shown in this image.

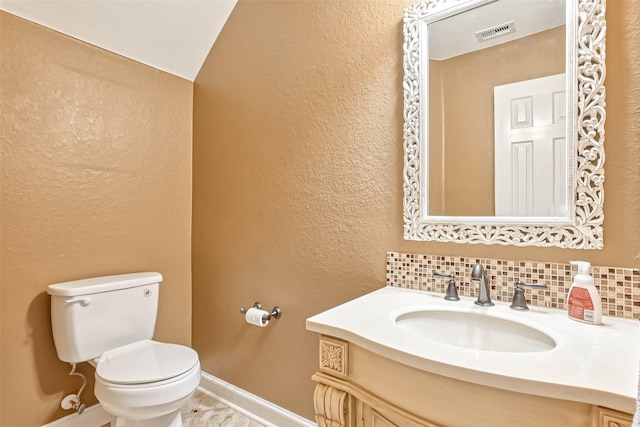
[193,0,640,421]
[192,0,415,418]
[0,12,193,426]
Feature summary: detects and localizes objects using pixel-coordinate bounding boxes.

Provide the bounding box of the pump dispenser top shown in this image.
[567,261,602,324]
[571,261,592,284]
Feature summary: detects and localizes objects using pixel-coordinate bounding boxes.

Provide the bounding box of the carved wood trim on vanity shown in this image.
[320,336,349,378]
[314,383,351,427]
[313,372,439,427]
[595,407,633,427]
[312,336,634,427]
[314,335,440,426]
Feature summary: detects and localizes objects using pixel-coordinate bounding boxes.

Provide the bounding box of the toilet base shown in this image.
[114,409,182,427]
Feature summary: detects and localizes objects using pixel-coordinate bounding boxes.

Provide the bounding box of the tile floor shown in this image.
[181,391,266,427]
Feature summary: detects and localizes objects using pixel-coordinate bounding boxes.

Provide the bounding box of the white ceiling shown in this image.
[0,0,237,81]
[429,0,566,60]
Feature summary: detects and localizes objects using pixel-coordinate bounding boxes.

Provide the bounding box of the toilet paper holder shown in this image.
[240,302,282,323]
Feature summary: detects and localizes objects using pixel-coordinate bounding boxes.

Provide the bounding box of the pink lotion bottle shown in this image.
[567,261,602,325]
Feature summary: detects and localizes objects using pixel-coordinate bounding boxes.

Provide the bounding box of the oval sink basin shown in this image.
[395,310,556,353]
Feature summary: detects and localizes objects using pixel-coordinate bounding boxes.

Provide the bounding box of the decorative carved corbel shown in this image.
[314,383,350,427]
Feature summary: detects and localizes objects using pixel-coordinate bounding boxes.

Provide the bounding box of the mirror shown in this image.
[427,1,566,217]
[402,0,606,249]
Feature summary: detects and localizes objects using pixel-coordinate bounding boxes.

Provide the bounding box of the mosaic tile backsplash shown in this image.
[386,252,640,320]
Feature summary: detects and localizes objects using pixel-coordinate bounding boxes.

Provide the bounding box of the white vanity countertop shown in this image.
[306,286,640,413]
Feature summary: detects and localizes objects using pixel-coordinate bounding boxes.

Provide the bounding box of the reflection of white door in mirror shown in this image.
[494,74,567,217]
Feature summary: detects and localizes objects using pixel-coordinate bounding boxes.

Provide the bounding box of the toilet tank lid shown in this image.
[47,272,163,296]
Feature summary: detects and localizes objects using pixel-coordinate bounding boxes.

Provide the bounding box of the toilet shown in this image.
[48,272,200,427]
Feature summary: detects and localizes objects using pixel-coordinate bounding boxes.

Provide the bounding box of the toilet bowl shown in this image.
[93,340,201,427]
[47,272,201,427]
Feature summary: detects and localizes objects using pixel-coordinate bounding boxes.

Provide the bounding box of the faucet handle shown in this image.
[433,272,460,301]
[514,279,547,290]
[510,279,548,311]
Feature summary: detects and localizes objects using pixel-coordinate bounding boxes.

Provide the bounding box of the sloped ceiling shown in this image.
[0,0,237,81]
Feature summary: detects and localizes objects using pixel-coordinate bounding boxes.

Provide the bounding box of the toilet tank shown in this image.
[47,272,162,363]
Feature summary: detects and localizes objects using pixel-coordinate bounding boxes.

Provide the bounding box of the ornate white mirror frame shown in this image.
[402,0,606,249]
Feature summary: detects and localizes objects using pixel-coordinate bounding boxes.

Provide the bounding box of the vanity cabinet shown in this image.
[313,336,634,427]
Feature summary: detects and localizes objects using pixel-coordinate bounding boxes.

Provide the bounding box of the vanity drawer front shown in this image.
[359,403,400,427]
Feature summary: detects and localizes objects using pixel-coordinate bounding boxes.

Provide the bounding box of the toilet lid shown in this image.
[96,340,199,385]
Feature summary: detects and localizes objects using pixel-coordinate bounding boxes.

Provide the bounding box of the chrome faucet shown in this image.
[471,263,494,306]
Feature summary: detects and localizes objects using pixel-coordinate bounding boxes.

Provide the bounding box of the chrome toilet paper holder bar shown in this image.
[240,302,282,322]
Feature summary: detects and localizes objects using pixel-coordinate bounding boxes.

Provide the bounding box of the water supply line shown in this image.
[60,363,87,414]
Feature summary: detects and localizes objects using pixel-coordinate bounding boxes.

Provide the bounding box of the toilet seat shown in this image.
[96,339,198,385]
[95,357,201,421]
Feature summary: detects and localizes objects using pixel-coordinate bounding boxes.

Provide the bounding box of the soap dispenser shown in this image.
[567,261,602,324]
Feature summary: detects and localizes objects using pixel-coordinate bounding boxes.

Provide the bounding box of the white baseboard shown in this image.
[198,371,316,427]
[40,403,115,427]
[41,371,316,427]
